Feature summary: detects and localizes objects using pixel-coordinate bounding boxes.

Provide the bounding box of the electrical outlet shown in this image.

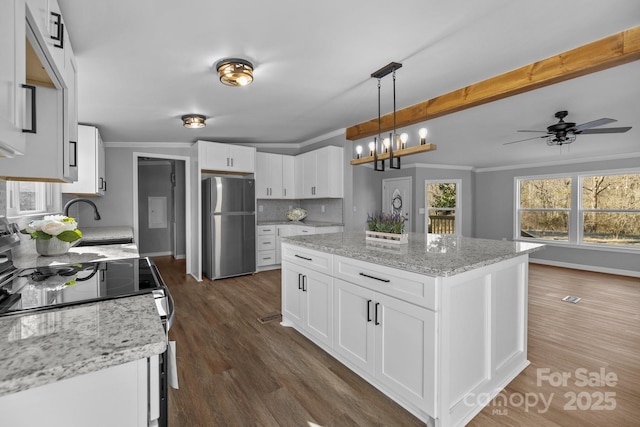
[258,205,263,212]
[419,208,425,214]
[321,205,325,213]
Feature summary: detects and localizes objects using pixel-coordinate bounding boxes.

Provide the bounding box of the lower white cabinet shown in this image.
[282,261,333,347]
[334,278,436,414]
[0,357,158,427]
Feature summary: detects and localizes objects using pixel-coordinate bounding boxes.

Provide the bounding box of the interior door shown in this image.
[382,177,413,232]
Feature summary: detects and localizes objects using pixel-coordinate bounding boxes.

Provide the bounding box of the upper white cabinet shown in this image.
[282,155,295,199]
[295,146,343,199]
[0,0,77,182]
[0,0,27,157]
[255,152,283,198]
[62,125,106,196]
[198,140,255,174]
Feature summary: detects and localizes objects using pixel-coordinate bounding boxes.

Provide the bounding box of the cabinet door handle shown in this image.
[298,273,302,290]
[103,180,107,191]
[21,84,37,133]
[231,158,234,167]
[367,299,372,322]
[283,188,286,197]
[375,303,381,325]
[226,158,229,167]
[69,141,77,167]
[359,272,390,283]
[294,254,312,261]
[302,275,307,292]
[99,177,104,190]
[50,12,64,49]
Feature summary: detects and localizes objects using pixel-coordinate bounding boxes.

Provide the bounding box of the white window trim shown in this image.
[514,168,640,252]
[425,179,461,236]
[5,181,62,220]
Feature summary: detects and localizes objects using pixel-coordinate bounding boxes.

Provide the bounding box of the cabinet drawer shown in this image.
[257,225,276,236]
[258,235,276,250]
[297,226,315,235]
[257,250,276,266]
[281,244,332,276]
[334,255,436,310]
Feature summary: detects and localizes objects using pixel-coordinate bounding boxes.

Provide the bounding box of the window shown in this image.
[518,177,571,241]
[426,180,461,235]
[515,170,640,249]
[580,174,640,247]
[6,181,61,218]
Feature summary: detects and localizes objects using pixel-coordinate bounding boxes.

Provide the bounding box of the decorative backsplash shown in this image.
[257,198,343,224]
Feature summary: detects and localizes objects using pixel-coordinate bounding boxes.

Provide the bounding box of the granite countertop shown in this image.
[281,232,545,277]
[257,220,344,227]
[0,294,166,397]
[11,233,140,269]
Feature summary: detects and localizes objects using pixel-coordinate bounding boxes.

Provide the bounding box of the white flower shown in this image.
[20,215,81,242]
[25,220,43,233]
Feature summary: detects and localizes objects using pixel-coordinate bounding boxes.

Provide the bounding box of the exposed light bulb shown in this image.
[400,133,408,149]
[419,127,428,145]
[368,141,375,155]
[356,145,363,159]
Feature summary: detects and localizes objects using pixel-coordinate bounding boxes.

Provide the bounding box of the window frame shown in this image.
[514,168,640,252]
[425,179,462,236]
[6,181,61,219]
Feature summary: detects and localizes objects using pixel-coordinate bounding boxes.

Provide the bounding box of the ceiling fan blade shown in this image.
[572,118,616,132]
[578,126,632,134]
[517,130,547,133]
[503,135,546,145]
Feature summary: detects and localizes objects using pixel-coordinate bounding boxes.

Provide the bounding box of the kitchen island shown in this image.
[280,232,544,427]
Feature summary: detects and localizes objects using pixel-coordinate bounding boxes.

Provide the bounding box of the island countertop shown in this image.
[281,232,544,277]
[0,293,166,397]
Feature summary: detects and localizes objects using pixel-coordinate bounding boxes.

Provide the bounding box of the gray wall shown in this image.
[138,161,173,255]
[74,145,190,228]
[475,157,640,274]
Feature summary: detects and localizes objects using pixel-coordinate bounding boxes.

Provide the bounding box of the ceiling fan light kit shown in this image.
[505,110,632,146]
[181,114,206,128]
[351,62,436,170]
[216,58,254,86]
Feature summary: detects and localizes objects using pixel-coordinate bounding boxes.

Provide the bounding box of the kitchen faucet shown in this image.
[63,198,102,220]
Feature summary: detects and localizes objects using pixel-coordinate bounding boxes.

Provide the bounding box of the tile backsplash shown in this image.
[257,198,343,224]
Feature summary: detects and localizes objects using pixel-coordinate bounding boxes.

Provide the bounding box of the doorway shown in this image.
[133,152,190,262]
[382,177,413,232]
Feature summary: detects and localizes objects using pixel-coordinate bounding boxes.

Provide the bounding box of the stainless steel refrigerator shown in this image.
[202,176,256,280]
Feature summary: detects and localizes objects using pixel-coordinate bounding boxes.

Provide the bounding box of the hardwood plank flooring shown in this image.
[154,257,640,426]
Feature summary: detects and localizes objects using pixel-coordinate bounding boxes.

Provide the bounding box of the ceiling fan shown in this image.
[504,111,632,146]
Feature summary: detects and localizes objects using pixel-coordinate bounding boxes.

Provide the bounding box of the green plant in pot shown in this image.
[367,211,406,234]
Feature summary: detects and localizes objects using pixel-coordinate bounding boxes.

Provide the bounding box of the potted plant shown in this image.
[21,215,83,256]
[365,211,408,244]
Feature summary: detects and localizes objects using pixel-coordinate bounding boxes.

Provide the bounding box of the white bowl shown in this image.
[286,208,307,221]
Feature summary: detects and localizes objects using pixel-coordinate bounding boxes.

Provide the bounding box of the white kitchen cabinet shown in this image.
[333,278,436,413]
[0,0,27,157]
[275,224,297,264]
[0,357,157,427]
[282,261,333,347]
[256,152,283,198]
[295,146,343,199]
[25,0,72,86]
[282,155,295,198]
[199,140,255,174]
[62,125,106,196]
[256,225,276,267]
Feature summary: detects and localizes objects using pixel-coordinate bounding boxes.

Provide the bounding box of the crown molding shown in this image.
[105,142,193,148]
[299,128,345,148]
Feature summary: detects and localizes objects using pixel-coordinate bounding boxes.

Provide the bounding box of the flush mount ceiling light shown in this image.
[216,58,254,86]
[181,114,206,129]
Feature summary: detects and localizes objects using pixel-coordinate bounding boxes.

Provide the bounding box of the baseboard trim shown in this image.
[142,251,173,258]
[529,258,640,278]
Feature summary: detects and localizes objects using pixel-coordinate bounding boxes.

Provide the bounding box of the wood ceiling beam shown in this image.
[346,25,640,141]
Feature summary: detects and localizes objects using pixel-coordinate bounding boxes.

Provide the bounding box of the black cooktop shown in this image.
[0,257,165,317]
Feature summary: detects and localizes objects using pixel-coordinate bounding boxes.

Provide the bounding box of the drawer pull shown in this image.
[359,272,390,283]
[294,254,312,261]
[262,241,272,245]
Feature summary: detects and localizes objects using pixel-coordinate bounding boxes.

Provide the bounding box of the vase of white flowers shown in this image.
[21,215,83,256]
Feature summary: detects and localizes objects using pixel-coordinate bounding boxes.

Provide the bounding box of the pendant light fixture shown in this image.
[181,114,206,128]
[216,58,254,86]
[350,62,437,168]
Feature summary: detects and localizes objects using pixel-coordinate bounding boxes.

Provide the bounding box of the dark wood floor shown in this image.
[154,257,640,426]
